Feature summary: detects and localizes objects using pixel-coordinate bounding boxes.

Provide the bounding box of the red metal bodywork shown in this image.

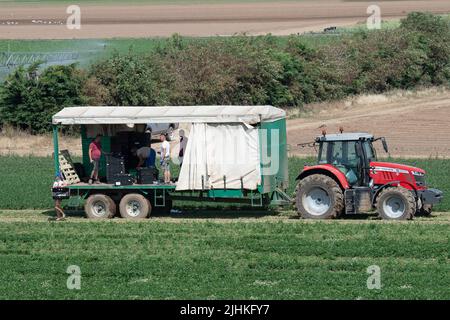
[369,161,426,191]
[300,162,425,191]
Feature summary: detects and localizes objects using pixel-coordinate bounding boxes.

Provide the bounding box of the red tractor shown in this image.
[295,132,443,220]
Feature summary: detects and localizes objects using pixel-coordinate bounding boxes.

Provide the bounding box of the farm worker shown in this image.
[52,173,67,221]
[159,133,171,184]
[88,134,103,185]
[134,142,156,168]
[178,129,188,167]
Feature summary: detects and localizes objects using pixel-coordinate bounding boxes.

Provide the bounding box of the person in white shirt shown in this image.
[159,134,171,183]
[52,174,67,221]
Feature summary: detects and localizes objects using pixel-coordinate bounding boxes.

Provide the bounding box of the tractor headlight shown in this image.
[412,171,426,187]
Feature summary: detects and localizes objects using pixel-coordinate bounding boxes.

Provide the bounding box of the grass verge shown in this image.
[0,209,448,299]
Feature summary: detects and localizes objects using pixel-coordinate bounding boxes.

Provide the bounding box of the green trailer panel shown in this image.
[259,118,289,194]
[81,125,111,179]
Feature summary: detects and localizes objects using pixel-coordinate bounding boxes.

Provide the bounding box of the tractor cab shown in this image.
[315,132,387,187]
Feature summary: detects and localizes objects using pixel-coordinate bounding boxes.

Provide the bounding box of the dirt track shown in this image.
[1,0,450,39]
[288,88,450,158]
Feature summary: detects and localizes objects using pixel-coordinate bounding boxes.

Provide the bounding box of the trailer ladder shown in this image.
[153,189,166,207]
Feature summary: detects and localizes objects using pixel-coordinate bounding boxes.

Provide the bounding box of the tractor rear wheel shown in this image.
[376,187,416,220]
[295,174,344,219]
[84,194,116,219]
[119,193,151,219]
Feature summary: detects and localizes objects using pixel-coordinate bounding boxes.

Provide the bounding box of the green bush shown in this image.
[0,63,87,133]
[89,52,166,106]
[400,13,450,86]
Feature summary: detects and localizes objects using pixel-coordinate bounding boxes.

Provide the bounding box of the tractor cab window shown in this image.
[363,140,377,162]
[318,140,359,185]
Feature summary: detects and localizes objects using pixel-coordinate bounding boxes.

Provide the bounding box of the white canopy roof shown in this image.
[52,106,285,125]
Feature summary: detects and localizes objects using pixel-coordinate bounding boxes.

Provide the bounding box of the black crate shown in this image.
[129,132,151,149]
[106,154,124,164]
[110,173,134,186]
[105,154,126,181]
[137,167,158,184]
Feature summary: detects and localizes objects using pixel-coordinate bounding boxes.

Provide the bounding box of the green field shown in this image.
[0,156,448,211]
[0,156,448,299]
[0,35,336,56]
[0,209,448,299]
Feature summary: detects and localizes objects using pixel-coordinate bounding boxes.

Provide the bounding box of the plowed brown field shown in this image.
[288,89,450,158]
[1,0,450,39]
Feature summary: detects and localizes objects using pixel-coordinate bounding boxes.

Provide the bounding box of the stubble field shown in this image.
[1,0,450,38]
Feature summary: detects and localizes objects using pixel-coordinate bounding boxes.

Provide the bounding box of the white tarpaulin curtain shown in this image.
[176,123,261,191]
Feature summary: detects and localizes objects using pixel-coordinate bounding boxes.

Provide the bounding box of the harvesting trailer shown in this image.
[51,106,290,219]
[294,132,443,220]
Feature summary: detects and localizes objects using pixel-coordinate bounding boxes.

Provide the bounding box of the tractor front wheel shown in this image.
[295,174,344,219]
[376,187,416,220]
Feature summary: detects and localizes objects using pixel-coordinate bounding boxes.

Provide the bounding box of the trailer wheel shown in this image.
[84,194,116,219]
[376,187,416,220]
[295,174,344,219]
[119,193,151,219]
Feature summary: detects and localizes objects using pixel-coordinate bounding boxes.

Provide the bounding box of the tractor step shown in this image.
[345,187,372,214]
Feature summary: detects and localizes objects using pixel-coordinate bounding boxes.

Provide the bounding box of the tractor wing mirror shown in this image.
[381,137,389,153]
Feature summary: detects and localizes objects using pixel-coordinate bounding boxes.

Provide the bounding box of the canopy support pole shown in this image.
[52,124,60,176]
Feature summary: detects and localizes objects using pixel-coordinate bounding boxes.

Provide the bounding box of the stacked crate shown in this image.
[59,150,80,185]
[137,167,158,184]
[106,154,134,186]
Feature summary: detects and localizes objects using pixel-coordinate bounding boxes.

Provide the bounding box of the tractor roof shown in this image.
[316,132,374,142]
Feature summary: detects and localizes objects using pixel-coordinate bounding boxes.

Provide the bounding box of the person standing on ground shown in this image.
[178,129,188,167]
[52,174,67,221]
[88,134,103,184]
[159,134,171,184]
